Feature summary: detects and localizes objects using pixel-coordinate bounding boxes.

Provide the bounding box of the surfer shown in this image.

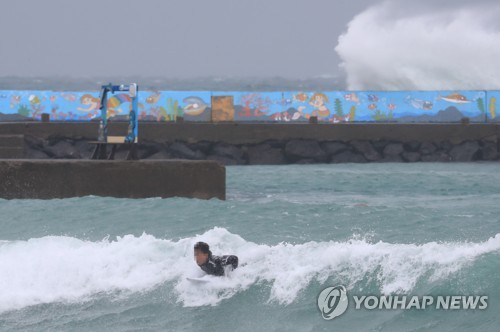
[194,241,238,276]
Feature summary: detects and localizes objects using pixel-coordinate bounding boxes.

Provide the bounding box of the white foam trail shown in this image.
[0,228,499,311]
[335,0,500,90]
[0,234,184,312]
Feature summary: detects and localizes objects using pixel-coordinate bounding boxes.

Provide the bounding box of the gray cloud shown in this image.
[0,0,377,79]
[3,0,493,91]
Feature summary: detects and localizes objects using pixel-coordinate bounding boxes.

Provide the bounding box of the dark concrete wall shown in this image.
[2,122,500,163]
[1,122,500,144]
[0,160,225,200]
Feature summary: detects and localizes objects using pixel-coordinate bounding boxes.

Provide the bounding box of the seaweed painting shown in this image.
[166,98,184,121]
[349,106,356,121]
[372,109,394,121]
[18,104,30,117]
[489,97,496,119]
[334,98,344,117]
[477,98,486,114]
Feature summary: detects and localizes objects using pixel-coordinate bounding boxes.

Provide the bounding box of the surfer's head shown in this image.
[194,241,210,265]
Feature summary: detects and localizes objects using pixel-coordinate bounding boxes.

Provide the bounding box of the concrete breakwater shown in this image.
[21,135,499,164]
[4,123,498,164]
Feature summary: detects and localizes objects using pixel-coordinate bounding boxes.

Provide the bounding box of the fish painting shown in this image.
[293,93,309,103]
[10,95,21,108]
[344,93,360,104]
[61,93,77,102]
[29,95,41,105]
[183,96,208,116]
[275,98,293,107]
[406,96,433,110]
[146,92,161,104]
[387,103,396,111]
[368,103,377,110]
[368,94,379,102]
[440,93,471,104]
[270,109,297,122]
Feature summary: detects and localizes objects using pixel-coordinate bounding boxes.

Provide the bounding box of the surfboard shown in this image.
[186,277,210,283]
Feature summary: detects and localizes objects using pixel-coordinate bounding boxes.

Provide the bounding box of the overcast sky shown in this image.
[0,0,378,79]
[2,0,498,91]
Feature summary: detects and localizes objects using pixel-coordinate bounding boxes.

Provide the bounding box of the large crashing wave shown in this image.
[335,0,500,90]
[0,227,499,311]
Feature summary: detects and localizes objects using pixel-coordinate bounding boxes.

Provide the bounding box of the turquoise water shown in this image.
[0,163,499,331]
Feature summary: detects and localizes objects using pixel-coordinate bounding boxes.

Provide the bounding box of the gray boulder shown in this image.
[378,155,404,162]
[402,152,421,162]
[137,146,160,159]
[44,140,80,159]
[285,139,327,162]
[74,141,94,159]
[383,143,404,157]
[295,158,316,164]
[246,143,286,165]
[436,141,453,152]
[147,150,173,160]
[111,149,130,160]
[169,142,205,160]
[350,140,381,161]
[372,141,391,153]
[403,141,421,152]
[421,152,451,162]
[211,143,245,164]
[188,141,213,154]
[480,142,498,160]
[266,140,286,149]
[330,150,367,163]
[419,142,437,155]
[207,154,241,165]
[449,141,480,161]
[24,135,44,149]
[25,149,49,159]
[321,141,349,156]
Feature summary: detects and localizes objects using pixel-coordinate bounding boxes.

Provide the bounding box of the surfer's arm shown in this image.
[221,255,238,270]
[212,258,226,276]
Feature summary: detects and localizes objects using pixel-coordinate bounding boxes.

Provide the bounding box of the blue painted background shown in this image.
[0,90,498,123]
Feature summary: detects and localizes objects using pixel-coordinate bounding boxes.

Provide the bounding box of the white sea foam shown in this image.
[0,228,499,311]
[335,0,500,90]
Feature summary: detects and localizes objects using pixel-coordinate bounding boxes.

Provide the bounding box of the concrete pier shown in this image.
[0,160,225,200]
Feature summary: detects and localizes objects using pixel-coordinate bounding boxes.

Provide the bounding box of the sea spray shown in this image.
[335,0,500,90]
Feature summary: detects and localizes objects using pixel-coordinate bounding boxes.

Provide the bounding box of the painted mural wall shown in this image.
[0,90,498,123]
[0,90,212,122]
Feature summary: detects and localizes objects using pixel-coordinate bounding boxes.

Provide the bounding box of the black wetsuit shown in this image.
[199,253,238,276]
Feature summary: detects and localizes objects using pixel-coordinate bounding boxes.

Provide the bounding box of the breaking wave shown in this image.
[0,227,499,312]
[335,0,500,90]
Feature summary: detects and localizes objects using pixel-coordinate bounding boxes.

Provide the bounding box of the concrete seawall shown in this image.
[1,122,500,143]
[1,122,500,163]
[0,160,225,200]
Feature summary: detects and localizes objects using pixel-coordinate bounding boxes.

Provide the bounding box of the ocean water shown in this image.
[0,163,499,331]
